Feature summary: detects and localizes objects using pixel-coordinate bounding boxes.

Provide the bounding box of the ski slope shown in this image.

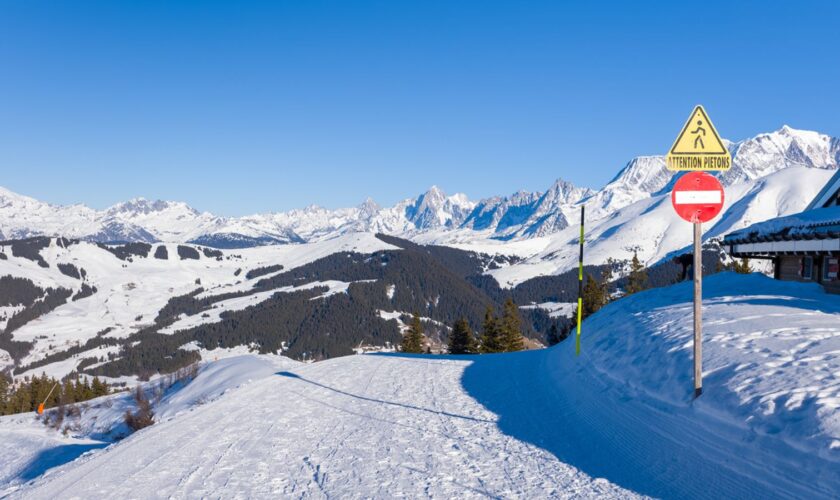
[3,355,636,499]
[3,273,839,498]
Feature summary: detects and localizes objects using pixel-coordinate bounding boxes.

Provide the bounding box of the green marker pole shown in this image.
[576,205,585,356]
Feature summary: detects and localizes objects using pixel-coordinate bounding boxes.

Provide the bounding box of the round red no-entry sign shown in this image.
[671,172,725,223]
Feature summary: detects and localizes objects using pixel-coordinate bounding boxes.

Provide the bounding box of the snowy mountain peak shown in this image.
[405,186,475,230]
[721,126,839,185]
[604,156,671,195]
[1,126,838,246]
[107,198,200,217]
[544,178,594,205]
[357,197,381,218]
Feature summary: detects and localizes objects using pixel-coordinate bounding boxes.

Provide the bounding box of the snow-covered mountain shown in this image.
[1,126,838,252]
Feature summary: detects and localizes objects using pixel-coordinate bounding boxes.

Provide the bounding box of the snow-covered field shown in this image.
[2,273,837,498]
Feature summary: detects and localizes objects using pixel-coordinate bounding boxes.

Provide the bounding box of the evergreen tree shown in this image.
[626,252,649,295]
[0,373,9,412]
[499,298,525,352]
[479,306,503,353]
[91,376,109,398]
[581,273,608,320]
[400,312,425,353]
[733,257,752,274]
[547,323,563,346]
[448,318,477,354]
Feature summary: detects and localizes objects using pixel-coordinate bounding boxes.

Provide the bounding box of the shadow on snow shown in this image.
[18,442,108,482]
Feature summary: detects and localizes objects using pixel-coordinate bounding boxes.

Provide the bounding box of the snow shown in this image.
[575,273,840,463]
[487,167,836,287]
[3,126,836,248]
[160,289,282,335]
[16,345,122,381]
[2,355,637,499]
[723,205,840,241]
[0,349,12,372]
[520,301,577,318]
[0,233,398,378]
[163,280,374,335]
[0,355,301,496]
[378,310,448,334]
[2,273,839,497]
[0,305,24,330]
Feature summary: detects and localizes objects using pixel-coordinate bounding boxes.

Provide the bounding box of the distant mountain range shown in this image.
[2,126,838,252]
[2,125,839,380]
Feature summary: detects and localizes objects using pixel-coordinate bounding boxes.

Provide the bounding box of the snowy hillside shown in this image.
[484,166,836,287]
[2,273,837,498]
[2,126,837,248]
[0,234,399,379]
[0,354,301,495]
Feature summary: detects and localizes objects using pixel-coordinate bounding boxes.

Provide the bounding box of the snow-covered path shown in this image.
[12,355,636,499]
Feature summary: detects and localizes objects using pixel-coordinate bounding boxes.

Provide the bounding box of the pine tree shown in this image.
[91,377,109,398]
[547,323,563,346]
[0,373,9,413]
[602,258,617,298]
[733,257,752,274]
[63,380,78,405]
[582,273,608,319]
[626,252,649,295]
[448,318,477,354]
[479,306,503,353]
[499,298,525,352]
[400,312,425,353]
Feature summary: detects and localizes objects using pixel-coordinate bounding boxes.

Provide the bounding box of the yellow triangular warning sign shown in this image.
[666,105,731,171]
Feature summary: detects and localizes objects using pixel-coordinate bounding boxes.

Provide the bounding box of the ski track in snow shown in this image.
[7,355,638,499]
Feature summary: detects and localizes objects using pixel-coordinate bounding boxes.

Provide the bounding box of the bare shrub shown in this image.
[124,386,154,431]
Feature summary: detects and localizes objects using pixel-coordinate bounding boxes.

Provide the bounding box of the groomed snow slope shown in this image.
[4,355,637,499]
[5,273,839,498]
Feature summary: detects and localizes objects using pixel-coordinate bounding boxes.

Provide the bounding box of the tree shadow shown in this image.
[18,442,108,481]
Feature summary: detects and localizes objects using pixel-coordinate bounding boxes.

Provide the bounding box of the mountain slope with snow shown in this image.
[0,233,400,378]
[3,126,836,247]
[3,273,837,498]
[485,166,836,287]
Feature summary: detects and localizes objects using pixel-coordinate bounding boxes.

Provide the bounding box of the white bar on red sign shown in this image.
[674,191,722,204]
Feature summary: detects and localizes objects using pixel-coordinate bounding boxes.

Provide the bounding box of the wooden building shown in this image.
[724,170,840,294]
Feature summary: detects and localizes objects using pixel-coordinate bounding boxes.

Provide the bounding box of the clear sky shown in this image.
[2,1,839,216]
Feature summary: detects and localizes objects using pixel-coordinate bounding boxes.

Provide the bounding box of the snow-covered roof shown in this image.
[806,169,840,210]
[724,206,840,244]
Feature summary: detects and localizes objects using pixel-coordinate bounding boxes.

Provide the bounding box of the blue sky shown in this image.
[1,1,838,216]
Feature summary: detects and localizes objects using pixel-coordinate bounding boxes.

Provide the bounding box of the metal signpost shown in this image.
[667,105,730,398]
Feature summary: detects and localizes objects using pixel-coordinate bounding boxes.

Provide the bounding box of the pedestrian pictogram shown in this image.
[667,105,731,171]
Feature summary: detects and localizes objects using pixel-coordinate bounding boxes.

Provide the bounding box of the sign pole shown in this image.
[576,205,584,356]
[667,104,728,398]
[693,220,702,398]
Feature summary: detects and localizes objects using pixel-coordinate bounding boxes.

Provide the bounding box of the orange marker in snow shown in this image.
[37,382,59,415]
